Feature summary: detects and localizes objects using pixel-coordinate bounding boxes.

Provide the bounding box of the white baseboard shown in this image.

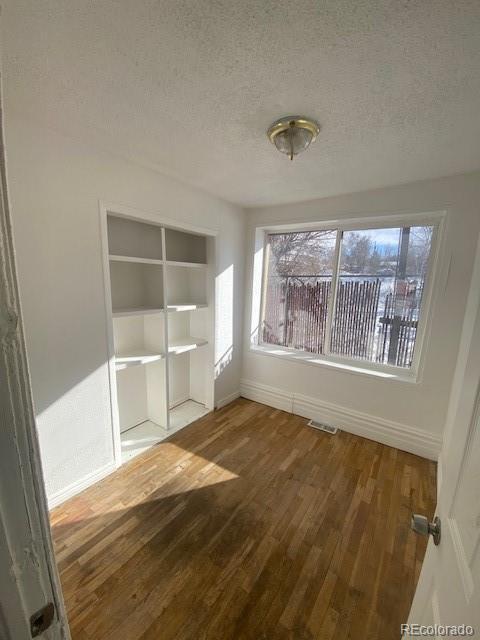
[216,389,241,409]
[48,461,117,510]
[240,378,441,461]
[240,379,293,413]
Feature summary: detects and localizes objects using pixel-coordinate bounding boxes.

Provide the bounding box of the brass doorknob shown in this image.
[411,514,441,545]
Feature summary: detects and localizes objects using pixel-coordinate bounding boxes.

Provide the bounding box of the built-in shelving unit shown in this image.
[103,211,215,465]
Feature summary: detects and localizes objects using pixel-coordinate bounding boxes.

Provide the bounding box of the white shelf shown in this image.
[121,420,168,463]
[120,402,210,463]
[112,307,164,317]
[168,337,208,356]
[109,254,163,265]
[165,260,206,269]
[167,303,207,312]
[169,400,210,431]
[115,350,165,371]
[110,256,205,269]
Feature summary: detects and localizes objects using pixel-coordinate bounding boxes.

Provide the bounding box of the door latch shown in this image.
[411,514,441,545]
[30,602,54,637]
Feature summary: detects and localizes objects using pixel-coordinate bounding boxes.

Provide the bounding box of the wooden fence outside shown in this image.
[330,279,381,360]
[262,276,421,367]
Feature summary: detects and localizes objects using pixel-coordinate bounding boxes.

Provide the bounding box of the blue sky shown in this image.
[345,227,400,249]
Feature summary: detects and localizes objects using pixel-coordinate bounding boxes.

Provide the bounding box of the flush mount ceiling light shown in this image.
[267,116,320,160]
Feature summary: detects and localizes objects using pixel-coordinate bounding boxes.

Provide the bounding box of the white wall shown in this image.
[5,116,245,503]
[242,172,480,459]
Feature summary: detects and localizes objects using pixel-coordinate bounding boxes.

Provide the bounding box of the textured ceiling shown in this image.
[3,0,480,207]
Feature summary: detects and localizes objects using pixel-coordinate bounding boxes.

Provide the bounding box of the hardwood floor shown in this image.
[51,399,436,640]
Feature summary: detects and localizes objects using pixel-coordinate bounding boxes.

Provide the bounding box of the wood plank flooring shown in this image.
[50,398,436,640]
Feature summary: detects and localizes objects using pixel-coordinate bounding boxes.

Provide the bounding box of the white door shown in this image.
[406,239,480,637]
[0,97,69,637]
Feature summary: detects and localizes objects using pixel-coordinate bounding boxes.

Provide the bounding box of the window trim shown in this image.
[250,210,446,383]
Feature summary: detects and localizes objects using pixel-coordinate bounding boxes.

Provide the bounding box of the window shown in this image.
[259,220,436,372]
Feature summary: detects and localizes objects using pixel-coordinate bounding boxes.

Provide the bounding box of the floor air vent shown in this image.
[307,420,338,435]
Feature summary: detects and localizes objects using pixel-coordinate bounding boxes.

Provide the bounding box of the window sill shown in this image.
[249,343,419,383]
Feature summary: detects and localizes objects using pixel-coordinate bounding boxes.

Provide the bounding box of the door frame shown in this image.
[0,92,69,638]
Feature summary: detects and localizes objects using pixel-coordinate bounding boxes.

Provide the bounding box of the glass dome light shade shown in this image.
[273,126,313,158]
[267,116,320,160]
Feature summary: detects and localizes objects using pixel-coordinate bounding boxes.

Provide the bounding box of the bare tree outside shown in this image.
[268,231,336,277]
[406,226,433,277]
[341,231,382,274]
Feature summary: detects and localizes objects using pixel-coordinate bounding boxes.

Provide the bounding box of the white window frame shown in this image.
[249,211,446,383]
